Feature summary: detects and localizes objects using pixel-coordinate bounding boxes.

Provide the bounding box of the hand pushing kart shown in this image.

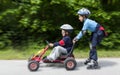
[28,41,77,71]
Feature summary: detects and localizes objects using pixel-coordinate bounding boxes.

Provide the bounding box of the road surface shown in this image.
[0,58,120,75]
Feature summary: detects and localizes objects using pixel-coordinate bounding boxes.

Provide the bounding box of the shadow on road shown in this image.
[37,59,117,71]
[99,60,117,68]
[76,60,117,69]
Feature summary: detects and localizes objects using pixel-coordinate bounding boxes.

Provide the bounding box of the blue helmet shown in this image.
[77,8,91,17]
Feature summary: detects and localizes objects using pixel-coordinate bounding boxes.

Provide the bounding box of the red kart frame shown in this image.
[28,43,77,71]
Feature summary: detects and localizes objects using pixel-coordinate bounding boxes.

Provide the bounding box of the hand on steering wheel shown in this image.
[49,43,54,47]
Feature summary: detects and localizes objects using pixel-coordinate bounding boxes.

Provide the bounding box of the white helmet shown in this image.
[60,24,74,33]
[77,8,91,17]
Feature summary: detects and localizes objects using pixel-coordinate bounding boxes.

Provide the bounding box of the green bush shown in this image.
[0,0,120,49]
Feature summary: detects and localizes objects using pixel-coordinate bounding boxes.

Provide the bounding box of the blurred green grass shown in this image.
[0,47,120,60]
[74,49,120,58]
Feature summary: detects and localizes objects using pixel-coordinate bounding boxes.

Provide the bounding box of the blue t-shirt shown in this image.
[76,18,98,40]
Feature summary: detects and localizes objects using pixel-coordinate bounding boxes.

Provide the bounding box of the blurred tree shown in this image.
[0,0,120,49]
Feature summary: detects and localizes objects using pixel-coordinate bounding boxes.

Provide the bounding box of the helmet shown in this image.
[77,8,91,17]
[60,24,74,33]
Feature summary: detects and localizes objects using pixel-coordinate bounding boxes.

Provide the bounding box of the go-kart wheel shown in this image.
[64,57,77,70]
[28,61,39,71]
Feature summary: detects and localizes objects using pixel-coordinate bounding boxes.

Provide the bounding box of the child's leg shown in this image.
[84,33,98,65]
[47,46,67,60]
[89,33,98,61]
[90,30,104,61]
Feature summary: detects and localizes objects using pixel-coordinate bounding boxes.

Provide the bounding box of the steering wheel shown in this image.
[45,40,50,45]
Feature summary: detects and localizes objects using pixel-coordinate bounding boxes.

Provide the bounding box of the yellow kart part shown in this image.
[33,49,44,58]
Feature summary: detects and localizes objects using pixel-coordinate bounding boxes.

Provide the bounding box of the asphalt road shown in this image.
[0,58,120,75]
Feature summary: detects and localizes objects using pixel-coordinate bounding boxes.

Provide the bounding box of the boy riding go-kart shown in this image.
[28,24,77,71]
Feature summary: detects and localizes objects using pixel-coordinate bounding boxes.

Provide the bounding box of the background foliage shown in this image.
[0,0,120,49]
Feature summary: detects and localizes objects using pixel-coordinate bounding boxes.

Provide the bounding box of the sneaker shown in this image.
[44,56,54,62]
[43,57,50,61]
[84,58,91,65]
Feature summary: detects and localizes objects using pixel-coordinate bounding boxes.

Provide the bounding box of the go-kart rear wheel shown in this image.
[64,57,77,70]
[28,61,39,71]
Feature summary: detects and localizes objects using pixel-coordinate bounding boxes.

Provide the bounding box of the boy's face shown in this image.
[61,30,68,36]
[78,15,84,22]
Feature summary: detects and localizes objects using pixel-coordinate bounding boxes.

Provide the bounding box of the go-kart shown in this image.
[28,41,77,71]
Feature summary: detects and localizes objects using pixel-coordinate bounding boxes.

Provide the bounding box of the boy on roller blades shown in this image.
[73,8,107,69]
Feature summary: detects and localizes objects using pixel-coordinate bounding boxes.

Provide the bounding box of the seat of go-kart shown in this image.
[59,43,75,59]
[58,53,74,60]
[61,53,67,55]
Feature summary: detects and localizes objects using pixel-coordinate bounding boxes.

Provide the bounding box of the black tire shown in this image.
[64,57,77,70]
[28,61,39,71]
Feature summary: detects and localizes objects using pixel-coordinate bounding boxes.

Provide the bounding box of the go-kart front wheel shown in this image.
[64,57,77,70]
[28,61,39,71]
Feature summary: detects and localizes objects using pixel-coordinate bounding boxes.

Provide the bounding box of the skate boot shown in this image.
[84,58,91,65]
[87,60,100,69]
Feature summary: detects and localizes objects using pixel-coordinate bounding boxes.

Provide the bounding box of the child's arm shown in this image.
[49,43,54,47]
[53,39,65,47]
